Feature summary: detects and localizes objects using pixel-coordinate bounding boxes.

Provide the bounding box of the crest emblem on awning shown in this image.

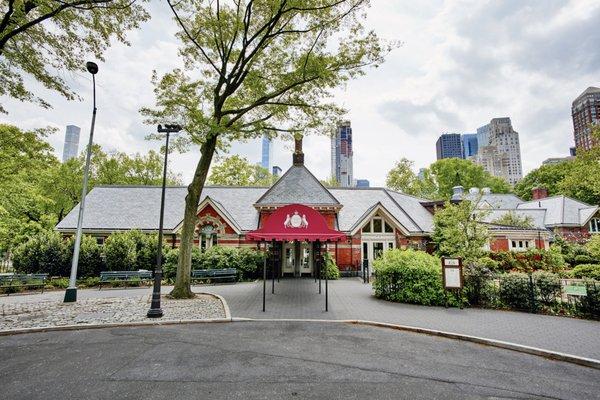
[284,211,308,228]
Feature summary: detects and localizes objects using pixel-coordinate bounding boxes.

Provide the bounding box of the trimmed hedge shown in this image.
[372,249,454,306]
[570,264,600,281]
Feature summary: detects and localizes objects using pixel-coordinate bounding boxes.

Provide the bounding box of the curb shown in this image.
[231,318,600,370]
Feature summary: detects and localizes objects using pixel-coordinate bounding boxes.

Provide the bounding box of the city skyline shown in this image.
[0,1,598,186]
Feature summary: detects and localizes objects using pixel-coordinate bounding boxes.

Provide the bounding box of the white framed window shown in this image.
[199,225,217,251]
[589,218,600,234]
[360,215,395,235]
[510,239,531,252]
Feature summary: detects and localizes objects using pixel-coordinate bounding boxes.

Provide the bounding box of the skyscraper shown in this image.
[461,134,478,158]
[62,125,80,162]
[435,133,463,159]
[261,134,273,171]
[572,86,600,151]
[355,179,370,188]
[473,118,522,185]
[331,120,353,187]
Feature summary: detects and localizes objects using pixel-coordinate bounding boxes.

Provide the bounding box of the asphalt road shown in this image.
[1,321,598,400]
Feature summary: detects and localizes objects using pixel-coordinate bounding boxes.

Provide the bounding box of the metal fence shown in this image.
[0,252,13,274]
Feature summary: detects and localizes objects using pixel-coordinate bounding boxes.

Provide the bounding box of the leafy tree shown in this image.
[492,211,534,228]
[141,0,390,298]
[586,234,600,262]
[0,0,149,113]
[385,157,511,199]
[432,199,490,262]
[208,155,274,186]
[514,161,574,200]
[320,175,340,188]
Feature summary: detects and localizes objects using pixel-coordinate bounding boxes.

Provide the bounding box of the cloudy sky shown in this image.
[1,0,599,186]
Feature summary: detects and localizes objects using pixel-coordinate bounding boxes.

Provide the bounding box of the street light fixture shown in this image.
[147,124,182,318]
[64,61,99,303]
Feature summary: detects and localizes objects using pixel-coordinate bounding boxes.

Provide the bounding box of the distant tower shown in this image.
[62,125,80,162]
[461,134,478,158]
[572,87,600,151]
[330,120,353,187]
[435,133,463,159]
[261,134,273,171]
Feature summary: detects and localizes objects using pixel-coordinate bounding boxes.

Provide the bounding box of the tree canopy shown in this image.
[141,0,391,298]
[386,157,511,200]
[0,123,181,253]
[492,211,534,228]
[0,0,149,113]
[208,155,275,186]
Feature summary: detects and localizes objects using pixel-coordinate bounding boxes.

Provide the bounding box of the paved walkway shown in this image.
[2,322,598,399]
[2,278,599,360]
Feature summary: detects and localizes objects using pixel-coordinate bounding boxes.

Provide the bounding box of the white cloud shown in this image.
[1,0,599,188]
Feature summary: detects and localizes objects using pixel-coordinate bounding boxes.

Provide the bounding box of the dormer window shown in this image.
[361,215,395,234]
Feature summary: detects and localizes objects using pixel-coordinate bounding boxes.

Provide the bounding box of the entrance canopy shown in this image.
[247,203,345,242]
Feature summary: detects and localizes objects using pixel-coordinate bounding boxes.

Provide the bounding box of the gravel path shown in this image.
[0,294,226,330]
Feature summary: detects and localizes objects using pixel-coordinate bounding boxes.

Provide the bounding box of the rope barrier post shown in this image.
[262,257,266,312]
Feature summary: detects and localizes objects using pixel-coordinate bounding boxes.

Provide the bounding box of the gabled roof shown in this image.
[517,196,599,227]
[255,165,340,206]
[465,193,524,209]
[480,209,548,230]
[56,186,268,233]
[329,188,433,234]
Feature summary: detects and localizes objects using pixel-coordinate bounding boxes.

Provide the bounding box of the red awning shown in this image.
[247,203,345,242]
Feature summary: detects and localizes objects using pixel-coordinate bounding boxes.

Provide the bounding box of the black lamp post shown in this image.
[147,124,182,318]
[64,61,99,303]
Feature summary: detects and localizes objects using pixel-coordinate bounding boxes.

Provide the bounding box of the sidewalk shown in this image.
[2,278,599,360]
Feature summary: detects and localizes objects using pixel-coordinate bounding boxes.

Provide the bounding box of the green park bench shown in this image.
[99,270,153,289]
[0,273,48,294]
[191,268,237,283]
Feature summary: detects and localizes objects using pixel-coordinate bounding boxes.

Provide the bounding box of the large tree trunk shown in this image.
[170,133,219,299]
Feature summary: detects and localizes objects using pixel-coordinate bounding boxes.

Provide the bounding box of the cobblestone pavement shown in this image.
[0,294,225,330]
[2,279,599,361]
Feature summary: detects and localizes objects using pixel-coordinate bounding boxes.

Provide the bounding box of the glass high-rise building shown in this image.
[331,120,353,187]
[435,133,463,159]
[461,134,478,158]
[62,125,81,162]
[261,134,272,171]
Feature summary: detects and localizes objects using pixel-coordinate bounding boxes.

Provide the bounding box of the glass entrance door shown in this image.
[299,242,313,276]
[281,241,312,277]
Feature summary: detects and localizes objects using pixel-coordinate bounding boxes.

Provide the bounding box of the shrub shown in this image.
[236,247,265,280]
[198,246,240,270]
[574,254,594,266]
[133,232,159,270]
[64,235,105,278]
[533,271,561,305]
[585,235,600,261]
[373,249,451,306]
[162,247,179,280]
[321,252,340,280]
[490,251,518,272]
[104,232,137,271]
[12,231,69,276]
[577,282,600,319]
[571,264,600,280]
[499,273,537,310]
[463,258,498,307]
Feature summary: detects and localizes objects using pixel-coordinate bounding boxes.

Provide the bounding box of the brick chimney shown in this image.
[532,187,548,200]
[292,135,304,166]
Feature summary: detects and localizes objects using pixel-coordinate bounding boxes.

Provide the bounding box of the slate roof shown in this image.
[255,165,340,206]
[329,188,432,234]
[56,186,268,233]
[480,209,548,230]
[465,193,524,209]
[517,196,599,227]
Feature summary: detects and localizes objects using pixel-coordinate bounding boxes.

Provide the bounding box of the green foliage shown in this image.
[533,271,561,305]
[103,232,137,271]
[499,273,536,310]
[208,155,275,186]
[586,235,600,261]
[489,249,565,274]
[237,247,267,280]
[12,231,69,276]
[385,157,510,200]
[320,175,340,188]
[321,252,340,280]
[570,264,600,281]
[432,200,489,262]
[373,249,453,306]
[492,211,534,228]
[64,235,105,278]
[514,162,575,200]
[0,0,149,113]
[577,282,600,319]
[463,258,499,307]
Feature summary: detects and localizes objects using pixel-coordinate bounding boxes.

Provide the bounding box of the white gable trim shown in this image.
[349,202,411,236]
[172,197,242,234]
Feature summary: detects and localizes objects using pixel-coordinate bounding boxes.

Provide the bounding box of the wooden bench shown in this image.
[99,270,153,289]
[191,268,237,283]
[0,273,48,294]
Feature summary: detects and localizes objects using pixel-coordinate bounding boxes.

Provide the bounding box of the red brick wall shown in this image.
[490,238,509,252]
[554,226,591,244]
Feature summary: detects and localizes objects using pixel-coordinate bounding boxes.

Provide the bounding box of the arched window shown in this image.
[199,224,218,251]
